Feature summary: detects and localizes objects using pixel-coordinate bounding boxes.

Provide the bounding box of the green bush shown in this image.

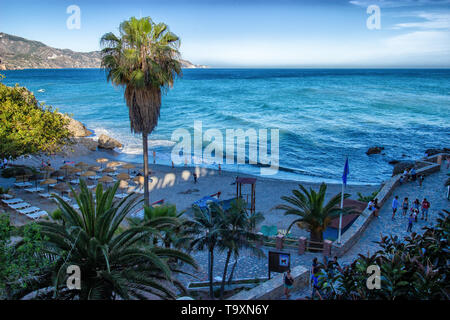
[0,83,71,159]
[357,190,379,203]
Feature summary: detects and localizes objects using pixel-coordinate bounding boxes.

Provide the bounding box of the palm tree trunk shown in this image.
[227,259,237,285]
[142,132,149,207]
[220,250,232,299]
[209,247,214,299]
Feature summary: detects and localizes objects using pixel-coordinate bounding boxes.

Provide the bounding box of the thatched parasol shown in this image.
[107,161,123,168]
[75,162,90,168]
[81,171,96,177]
[117,173,130,181]
[133,176,145,185]
[119,180,129,193]
[41,178,57,192]
[122,163,136,174]
[89,165,101,172]
[53,183,69,196]
[96,158,109,168]
[98,176,114,186]
[102,167,116,173]
[41,166,55,178]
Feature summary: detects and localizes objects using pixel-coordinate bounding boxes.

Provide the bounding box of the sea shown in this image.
[2,68,449,185]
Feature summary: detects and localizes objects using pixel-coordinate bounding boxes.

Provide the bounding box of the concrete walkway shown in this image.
[288,162,449,299]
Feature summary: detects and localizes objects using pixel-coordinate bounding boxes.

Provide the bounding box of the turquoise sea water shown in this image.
[2,68,449,184]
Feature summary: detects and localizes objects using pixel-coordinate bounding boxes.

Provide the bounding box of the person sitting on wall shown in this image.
[410,167,417,181]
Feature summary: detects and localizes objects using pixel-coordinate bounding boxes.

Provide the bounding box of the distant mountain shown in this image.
[0,32,208,70]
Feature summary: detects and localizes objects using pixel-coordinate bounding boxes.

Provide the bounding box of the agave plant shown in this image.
[15,180,197,300]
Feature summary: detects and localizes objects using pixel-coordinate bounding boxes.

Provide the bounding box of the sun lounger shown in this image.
[18,206,41,215]
[53,196,71,202]
[27,211,48,220]
[25,187,45,193]
[107,172,118,177]
[2,198,23,205]
[88,175,101,180]
[8,202,31,210]
[70,179,80,184]
[39,193,53,199]
[14,182,33,188]
[114,193,128,199]
[0,194,14,200]
[87,185,96,189]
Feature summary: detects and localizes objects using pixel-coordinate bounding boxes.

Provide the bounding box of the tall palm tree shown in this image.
[188,203,227,299]
[276,183,352,244]
[16,180,197,300]
[217,199,265,299]
[100,17,182,206]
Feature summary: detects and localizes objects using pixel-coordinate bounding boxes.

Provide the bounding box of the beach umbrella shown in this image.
[41,166,54,178]
[50,170,65,178]
[122,163,136,174]
[89,165,101,172]
[81,171,96,178]
[117,173,130,181]
[99,175,114,184]
[60,164,73,176]
[75,162,90,168]
[102,167,116,173]
[53,183,69,196]
[41,178,57,192]
[96,157,109,168]
[107,161,123,168]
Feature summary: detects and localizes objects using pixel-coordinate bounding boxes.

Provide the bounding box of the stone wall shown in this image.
[332,153,445,256]
[227,153,447,300]
[228,265,309,300]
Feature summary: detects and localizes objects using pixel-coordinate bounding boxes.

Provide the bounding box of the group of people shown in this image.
[400,167,425,186]
[0,158,8,169]
[391,195,431,231]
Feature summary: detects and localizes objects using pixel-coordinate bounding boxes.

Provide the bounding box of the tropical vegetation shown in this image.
[0,82,71,160]
[276,183,352,243]
[13,180,197,300]
[314,210,450,300]
[100,16,182,207]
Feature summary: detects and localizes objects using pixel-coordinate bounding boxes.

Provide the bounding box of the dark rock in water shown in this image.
[389,160,400,165]
[401,154,407,158]
[425,148,450,156]
[392,161,415,176]
[366,146,384,155]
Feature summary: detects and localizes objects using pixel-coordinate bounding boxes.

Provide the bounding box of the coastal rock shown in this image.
[425,148,450,157]
[98,134,122,150]
[60,114,92,137]
[366,146,384,155]
[388,160,400,165]
[392,161,415,176]
[75,137,98,151]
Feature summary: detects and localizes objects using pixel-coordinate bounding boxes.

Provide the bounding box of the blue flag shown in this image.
[342,157,349,186]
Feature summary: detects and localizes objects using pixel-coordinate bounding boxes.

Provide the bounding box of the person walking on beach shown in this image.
[193,172,198,184]
[283,269,294,299]
[421,198,430,221]
[402,197,409,216]
[419,175,424,187]
[407,213,414,232]
[218,164,221,175]
[392,196,399,220]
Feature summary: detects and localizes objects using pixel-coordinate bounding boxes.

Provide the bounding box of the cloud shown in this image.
[349,0,450,8]
[392,12,450,29]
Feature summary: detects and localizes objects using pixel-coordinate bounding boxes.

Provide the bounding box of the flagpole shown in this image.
[338,182,344,244]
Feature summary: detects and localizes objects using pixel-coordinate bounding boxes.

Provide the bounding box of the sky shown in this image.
[1,0,449,67]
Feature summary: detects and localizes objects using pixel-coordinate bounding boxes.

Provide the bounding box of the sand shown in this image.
[2,145,379,232]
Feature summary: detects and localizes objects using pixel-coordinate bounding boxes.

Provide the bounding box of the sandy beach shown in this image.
[2,143,379,235]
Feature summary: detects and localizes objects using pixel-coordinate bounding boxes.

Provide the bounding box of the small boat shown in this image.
[37,89,45,92]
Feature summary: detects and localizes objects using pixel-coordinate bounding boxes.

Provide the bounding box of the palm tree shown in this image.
[15,180,197,300]
[188,203,227,299]
[128,204,191,250]
[217,199,265,299]
[100,16,182,206]
[276,183,352,244]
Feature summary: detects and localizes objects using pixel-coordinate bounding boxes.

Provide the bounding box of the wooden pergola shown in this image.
[236,177,256,214]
